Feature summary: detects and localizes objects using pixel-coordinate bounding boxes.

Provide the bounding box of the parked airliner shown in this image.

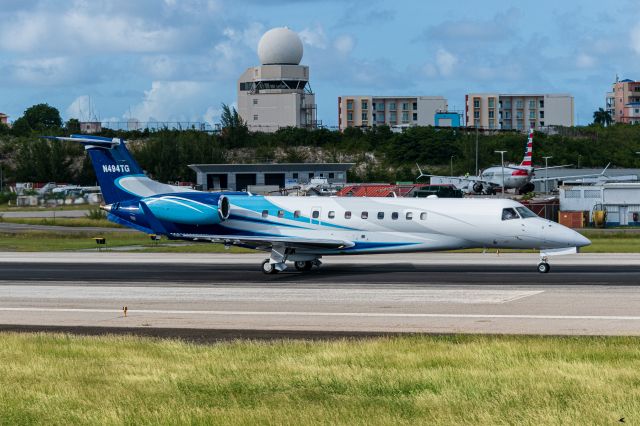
[48,135,590,274]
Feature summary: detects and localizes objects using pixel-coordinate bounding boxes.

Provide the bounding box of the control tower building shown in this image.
[237,27,317,132]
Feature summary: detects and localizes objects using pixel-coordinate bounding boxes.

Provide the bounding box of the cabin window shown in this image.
[502,208,519,221]
[377,212,384,220]
[361,211,368,219]
[277,210,284,218]
[344,211,352,219]
[420,212,427,220]
[312,210,320,219]
[262,210,268,218]
[328,211,335,219]
[516,207,538,219]
[391,212,399,220]
[406,212,413,220]
[294,210,301,218]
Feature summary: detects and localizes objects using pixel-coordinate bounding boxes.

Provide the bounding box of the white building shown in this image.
[237,27,317,132]
[559,183,640,226]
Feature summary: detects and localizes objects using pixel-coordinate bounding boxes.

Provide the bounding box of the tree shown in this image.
[66,118,81,134]
[219,103,249,148]
[22,103,62,129]
[593,108,613,126]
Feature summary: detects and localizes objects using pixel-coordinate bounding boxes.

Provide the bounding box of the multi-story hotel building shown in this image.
[465,93,574,130]
[606,79,640,124]
[338,96,447,131]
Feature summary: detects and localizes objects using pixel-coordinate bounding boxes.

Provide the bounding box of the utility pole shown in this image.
[450,155,455,176]
[543,156,552,193]
[475,125,479,176]
[495,150,507,198]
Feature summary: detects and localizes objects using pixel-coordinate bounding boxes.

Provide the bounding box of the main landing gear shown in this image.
[537,255,550,274]
[261,259,321,274]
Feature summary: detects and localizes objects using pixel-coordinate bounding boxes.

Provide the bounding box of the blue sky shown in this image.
[1,0,639,127]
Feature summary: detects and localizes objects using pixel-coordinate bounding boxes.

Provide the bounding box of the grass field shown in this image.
[0,228,638,253]
[0,217,122,228]
[0,333,638,425]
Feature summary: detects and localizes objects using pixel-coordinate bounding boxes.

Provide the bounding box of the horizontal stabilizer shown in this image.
[41,135,121,149]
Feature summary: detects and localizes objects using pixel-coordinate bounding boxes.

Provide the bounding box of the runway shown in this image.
[1,252,639,339]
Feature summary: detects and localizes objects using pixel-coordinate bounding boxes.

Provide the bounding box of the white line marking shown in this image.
[1,307,639,320]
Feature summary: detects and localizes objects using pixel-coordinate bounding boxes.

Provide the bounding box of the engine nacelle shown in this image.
[141,194,230,225]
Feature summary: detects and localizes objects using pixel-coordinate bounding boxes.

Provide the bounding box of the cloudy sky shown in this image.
[1,0,639,127]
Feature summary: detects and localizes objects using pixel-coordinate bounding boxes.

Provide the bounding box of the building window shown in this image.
[412,102,417,110]
[539,100,544,108]
[473,99,480,108]
[361,100,368,110]
[347,112,353,121]
[388,102,396,111]
[328,211,335,219]
[539,111,544,119]
[488,98,495,108]
[377,103,385,111]
[516,111,523,119]
[489,121,495,129]
[474,119,480,127]
[391,212,399,220]
[347,100,353,109]
[540,121,545,126]
[530,121,536,129]
[329,172,334,179]
[309,173,314,179]
[377,113,385,122]
[344,211,352,219]
[529,111,535,119]
[489,110,494,119]
[292,172,298,179]
[253,99,258,105]
[474,111,480,119]
[503,100,512,109]
[294,210,301,218]
[402,112,409,122]
[413,113,418,121]
[402,102,409,110]
[361,211,368,219]
[253,115,258,121]
[390,112,397,122]
[420,212,427,220]
[338,173,344,179]
[377,212,384,220]
[529,100,536,109]
[262,210,268,218]
[362,112,368,121]
[406,212,413,220]
[504,111,511,119]
[516,100,524,109]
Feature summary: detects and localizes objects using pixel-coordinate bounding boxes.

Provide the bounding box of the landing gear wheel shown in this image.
[261,259,278,274]
[472,182,483,194]
[294,261,313,271]
[537,262,550,274]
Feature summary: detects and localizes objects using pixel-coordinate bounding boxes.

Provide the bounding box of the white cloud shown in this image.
[130,80,214,122]
[334,35,355,55]
[141,55,179,79]
[203,106,223,126]
[630,25,640,54]
[11,57,73,85]
[435,48,458,76]
[299,25,328,49]
[66,95,93,120]
[576,53,596,69]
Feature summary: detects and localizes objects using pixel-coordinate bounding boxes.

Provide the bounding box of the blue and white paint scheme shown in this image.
[47,135,590,274]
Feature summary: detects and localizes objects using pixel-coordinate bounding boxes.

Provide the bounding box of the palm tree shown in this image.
[593,108,613,126]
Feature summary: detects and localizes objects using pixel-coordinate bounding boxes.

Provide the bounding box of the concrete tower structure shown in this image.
[237,27,317,132]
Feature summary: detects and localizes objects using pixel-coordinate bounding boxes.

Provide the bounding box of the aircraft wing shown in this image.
[532,163,611,182]
[170,233,355,250]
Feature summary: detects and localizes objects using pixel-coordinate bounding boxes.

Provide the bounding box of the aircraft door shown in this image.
[311,207,322,226]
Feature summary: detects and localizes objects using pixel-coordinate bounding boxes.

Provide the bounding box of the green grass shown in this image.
[0,217,123,228]
[0,231,250,253]
[0,333,638,425]
[0,204,91,212]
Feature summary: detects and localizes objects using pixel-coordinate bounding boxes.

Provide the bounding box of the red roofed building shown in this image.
[0,113,8,125]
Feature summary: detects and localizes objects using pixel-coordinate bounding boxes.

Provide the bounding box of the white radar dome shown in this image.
[258,27,303,65]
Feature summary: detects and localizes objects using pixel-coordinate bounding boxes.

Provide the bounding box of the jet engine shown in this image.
[141,194,230,225]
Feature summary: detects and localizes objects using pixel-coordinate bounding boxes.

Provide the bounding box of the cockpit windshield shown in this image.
[516,207,538,219]
[501,208,519,220]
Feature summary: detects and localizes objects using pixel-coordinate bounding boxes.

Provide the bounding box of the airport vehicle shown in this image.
[420,130,606,194]
[48,135,590,274]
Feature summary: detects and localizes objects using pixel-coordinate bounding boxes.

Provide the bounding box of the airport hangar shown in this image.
[189,163,353,191]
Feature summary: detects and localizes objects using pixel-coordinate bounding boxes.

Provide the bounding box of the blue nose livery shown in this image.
[46,134,590,274]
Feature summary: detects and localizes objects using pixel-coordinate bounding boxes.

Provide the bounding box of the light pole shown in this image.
[577,154,581,169]
[495,150,507,197]
[475,125,479,176]
[543,156,552,193]
[450,155,455,176]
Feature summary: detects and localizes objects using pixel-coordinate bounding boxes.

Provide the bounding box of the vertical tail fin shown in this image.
[45,135,145,204]
[519,129,533,168]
